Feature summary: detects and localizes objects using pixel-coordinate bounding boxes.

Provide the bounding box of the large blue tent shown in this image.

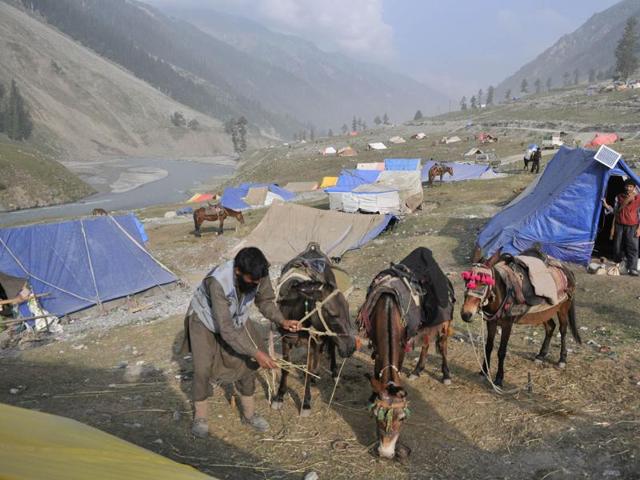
[0,214,177,316]
[477,147,640,265]
[324,169,381,193]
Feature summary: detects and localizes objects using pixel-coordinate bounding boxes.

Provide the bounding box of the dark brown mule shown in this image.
[428,164,453,186]
[92,208,108,216]
[193,206,245,237]
[366,293,411,459]
[460,251,582,387]
[272,243,356,416]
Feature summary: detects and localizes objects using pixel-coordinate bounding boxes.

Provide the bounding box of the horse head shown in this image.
[460,253,499,322]
[445,165,454,176]
[367,375,409,459]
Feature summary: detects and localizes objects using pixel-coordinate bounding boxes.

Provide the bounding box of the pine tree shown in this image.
[477,89,483,106]
[573,68,580,85]
[374,116,382,126]
[546,77,552,91]
[414,110,423,121]
[505,89,512,102]
[588,68,596,83]
[341,124,348,135]
[237,116,247,152]
[615,17,639,80]
[486,86,495,106]
[352,116,357,132]
[382,113,389,125]
[6,80,33,141]
[460,96,467,111]
[596,70,605,81]
[170,111,186,127]
[534,78,542,94]
[362,121,367,130]
[309,125,315,142]
[0,82,5,133]
[328,128,334,137]
[520,78,528,93]
[563,72,571,87]
[188,118,199,130]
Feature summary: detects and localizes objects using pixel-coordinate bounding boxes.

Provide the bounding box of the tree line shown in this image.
[460,16,638,111]
[0,79,33,141]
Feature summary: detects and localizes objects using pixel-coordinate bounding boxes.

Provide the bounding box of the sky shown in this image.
[147,0,621,99]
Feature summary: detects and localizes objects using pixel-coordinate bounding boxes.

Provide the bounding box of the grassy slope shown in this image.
[0,140,93,211]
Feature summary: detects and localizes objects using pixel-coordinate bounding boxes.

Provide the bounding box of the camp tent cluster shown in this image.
[326,159,423,215]
[476,146,640,265]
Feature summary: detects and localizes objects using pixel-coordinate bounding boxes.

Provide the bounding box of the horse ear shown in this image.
[484,249,501,268]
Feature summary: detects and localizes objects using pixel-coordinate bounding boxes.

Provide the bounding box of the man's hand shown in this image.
[254,350,278,369]
[281,319,301,333]
[636,226,640,238]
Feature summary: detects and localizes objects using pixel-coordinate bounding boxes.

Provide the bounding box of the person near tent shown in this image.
[602,179,640,276]
[180,247,300,438]
[530,147,542,174]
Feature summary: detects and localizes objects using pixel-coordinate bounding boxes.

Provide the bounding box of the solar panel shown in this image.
[594,145,622,169]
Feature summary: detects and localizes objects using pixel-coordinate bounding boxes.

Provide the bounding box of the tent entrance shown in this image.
[593,175,626,258]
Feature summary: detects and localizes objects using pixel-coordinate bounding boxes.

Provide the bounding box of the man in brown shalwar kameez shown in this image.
[181,247,300,437]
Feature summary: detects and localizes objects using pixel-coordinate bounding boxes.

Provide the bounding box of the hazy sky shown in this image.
[148,0,621,98]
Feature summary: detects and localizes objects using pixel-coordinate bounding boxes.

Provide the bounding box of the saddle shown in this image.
[203,204,223,217]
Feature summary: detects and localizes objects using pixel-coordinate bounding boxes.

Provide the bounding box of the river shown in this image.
[0,157,235,226]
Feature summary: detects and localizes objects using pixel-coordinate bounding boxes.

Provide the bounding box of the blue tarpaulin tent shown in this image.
[221,183,295,211]
[384,158,421,171]
[324,170,381,193]
[477,147,640,265]
[422,161,500,183]
[0,214,177,316]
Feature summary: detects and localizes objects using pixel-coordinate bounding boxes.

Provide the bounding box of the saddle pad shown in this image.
[203,206,222,216]
[515,255,559,305]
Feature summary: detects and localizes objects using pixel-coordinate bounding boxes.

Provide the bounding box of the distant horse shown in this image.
[272,243,356,416]
[193,205,245,237]
[460,250,581,387]
[428,164,454,186]
[92,208,108,216]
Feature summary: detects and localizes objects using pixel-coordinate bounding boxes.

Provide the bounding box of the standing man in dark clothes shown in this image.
[603,179,640,276]
[181,247,300,437]
[530,147,542,174]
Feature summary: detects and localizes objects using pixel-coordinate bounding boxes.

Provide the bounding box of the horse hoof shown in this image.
[443,378,452,386]
[494,378,503,387]
[300,408,312,418]
[558,362,566,369]
[407,374,419,381]
[271,401,283,411]
[534,358,544,366]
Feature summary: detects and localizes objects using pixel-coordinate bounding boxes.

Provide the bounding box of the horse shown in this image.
[428,164,454,186]
[92,208,108,216]
[271,243,356,416]
[460,250,582,388]
[360,247,455,459]
[193,205,245,237]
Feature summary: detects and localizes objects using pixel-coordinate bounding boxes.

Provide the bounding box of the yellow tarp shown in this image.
[0,403,215,480]
[320,176,338,188]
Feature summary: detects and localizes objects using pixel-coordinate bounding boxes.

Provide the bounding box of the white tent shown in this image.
[331,185,400,215]
[389,136,406,144]
[442,136,461,144]
[320,146,337,156]
[412,132,427,140]
[376,170,423,213]
[367,142,387,150]
[464,147,484,157]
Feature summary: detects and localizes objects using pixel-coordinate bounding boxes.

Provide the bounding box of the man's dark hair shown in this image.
[234,247,269,279]
[624,178,636,187]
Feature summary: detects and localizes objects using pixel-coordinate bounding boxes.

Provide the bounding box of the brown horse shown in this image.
[92,208,108,216]
[193,206,245,237]
[272,243,356,416]
[428,164,454,186]
[460,251,581,387]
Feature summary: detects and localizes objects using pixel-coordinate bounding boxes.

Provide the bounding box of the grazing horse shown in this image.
[460,250,581,387]
[272,243,356,416]
[193,206,245,237]
[428,164,454,186]
[92,208,108,216]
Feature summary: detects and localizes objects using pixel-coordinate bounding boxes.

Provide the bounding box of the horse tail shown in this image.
[568,300,581,344]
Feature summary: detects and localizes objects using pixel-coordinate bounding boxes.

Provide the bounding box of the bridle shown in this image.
[462,264,496,307]
[368,391,410,433]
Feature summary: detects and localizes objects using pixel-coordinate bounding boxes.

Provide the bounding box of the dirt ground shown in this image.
[1,161,640,480]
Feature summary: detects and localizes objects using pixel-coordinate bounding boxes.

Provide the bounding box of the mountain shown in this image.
[158,6,449,129]
[0,1,234,164]
[498,0,640,96]
[14,0,446,136]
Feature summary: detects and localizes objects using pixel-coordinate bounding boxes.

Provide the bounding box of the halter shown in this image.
[377,364,400,379]
[368,390,411,432]
[461,264,495,307]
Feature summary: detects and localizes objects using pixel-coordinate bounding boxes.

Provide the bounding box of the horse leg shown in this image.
[329,341,338,379]
[218,216,224,235]
[193,215,202,237]
[494,321,513,387]
[438,325,452,385]
[535,319,556,364]
[271,339,289,410]
[409,334,429,380]
[301,339,321,417]
[481,320,498,377]
[557,306,569,369]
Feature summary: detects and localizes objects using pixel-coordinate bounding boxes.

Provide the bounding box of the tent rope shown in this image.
[80,219,102,306]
